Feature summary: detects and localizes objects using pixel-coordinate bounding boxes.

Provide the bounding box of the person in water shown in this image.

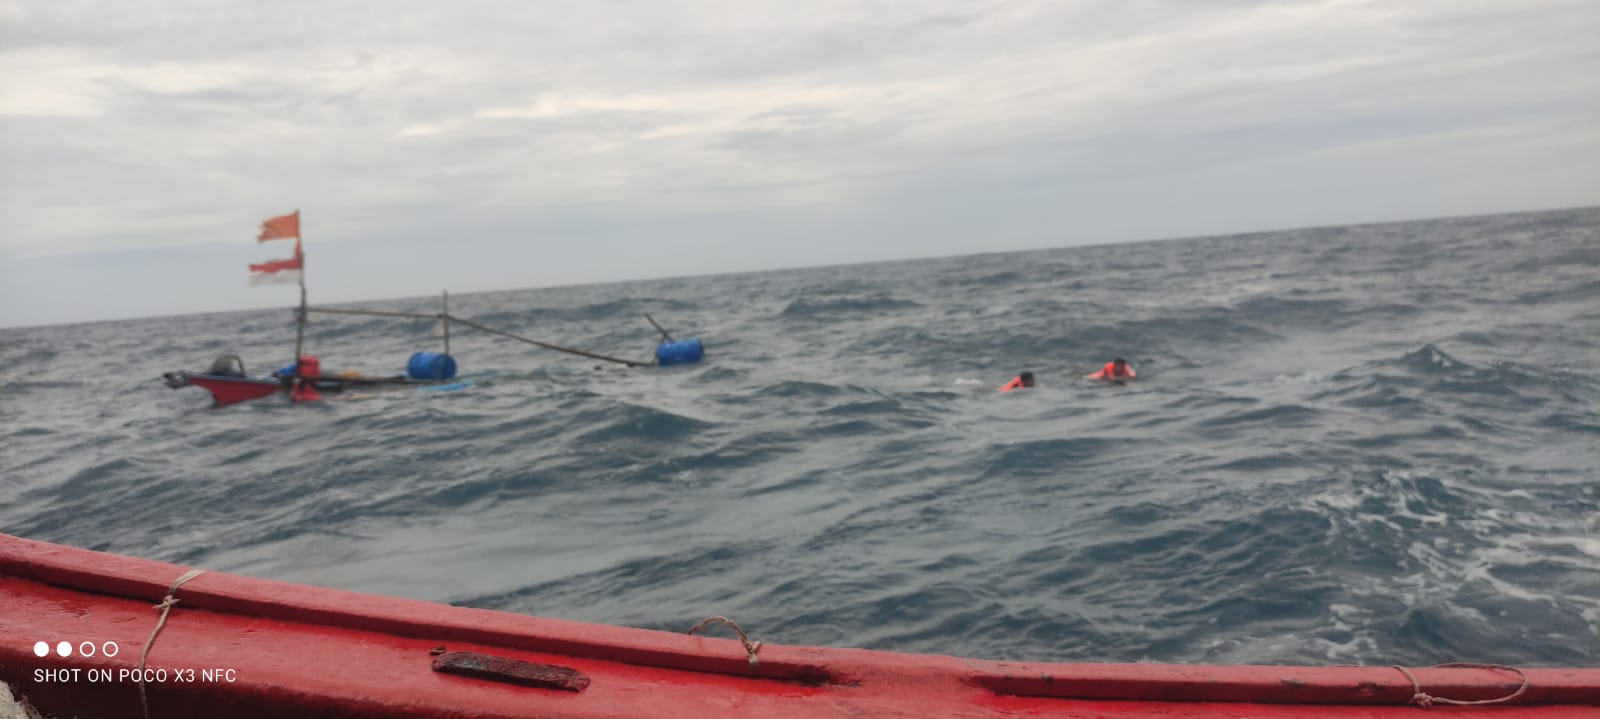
[999,371,1036,392]
[1086,358,1136,381]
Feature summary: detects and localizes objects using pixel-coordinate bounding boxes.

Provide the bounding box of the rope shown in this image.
[687,616,763,672]
[138,569,204,719]
[1393,663,1530,707]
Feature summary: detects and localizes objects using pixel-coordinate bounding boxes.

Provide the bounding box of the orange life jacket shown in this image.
[1102,362,1134,379]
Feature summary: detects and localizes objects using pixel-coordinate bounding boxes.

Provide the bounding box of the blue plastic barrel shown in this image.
[655,338,704,366]
[407,352,458,380]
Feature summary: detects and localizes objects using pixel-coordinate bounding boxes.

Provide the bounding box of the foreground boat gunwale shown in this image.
[2,534,1595,718]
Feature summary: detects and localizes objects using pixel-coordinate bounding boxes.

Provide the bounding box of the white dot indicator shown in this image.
[56,641,71,657]
[33,641,48,658]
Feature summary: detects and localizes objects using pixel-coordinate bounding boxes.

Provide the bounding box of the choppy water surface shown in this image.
[3,208,1597,666]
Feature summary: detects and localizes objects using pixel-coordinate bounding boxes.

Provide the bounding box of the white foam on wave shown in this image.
[0,682,45,719]
[1308,469,1461,530]
[1310,491,1361,511]
[1200,631,1383,665]
[1325,602,1371,634]
[1303,464,1600,654]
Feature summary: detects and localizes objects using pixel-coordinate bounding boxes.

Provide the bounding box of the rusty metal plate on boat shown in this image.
[431,651,590,692]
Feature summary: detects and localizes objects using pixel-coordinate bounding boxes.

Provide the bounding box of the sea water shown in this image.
[2,207,1595,666]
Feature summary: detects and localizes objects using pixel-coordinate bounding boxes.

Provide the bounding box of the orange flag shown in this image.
[258,211,300,242]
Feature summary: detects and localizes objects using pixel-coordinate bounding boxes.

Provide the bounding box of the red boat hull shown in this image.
[185,375,284,406]
[1,534,1594,718]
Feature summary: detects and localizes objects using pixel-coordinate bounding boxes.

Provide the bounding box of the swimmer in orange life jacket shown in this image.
[999,371,1036,392]
[1085,358,1135,381]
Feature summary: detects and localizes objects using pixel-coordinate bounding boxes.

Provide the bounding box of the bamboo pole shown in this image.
[446,316,648,367]
[292,209,306,364]
[644,313,674,343]
[307,307,441,320]
[442,290,451,354]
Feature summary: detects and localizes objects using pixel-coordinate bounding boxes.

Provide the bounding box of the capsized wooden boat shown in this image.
[161,354,464,406]
[1,534,1594,718]
[163,369,455,406]
[160,210,670,411]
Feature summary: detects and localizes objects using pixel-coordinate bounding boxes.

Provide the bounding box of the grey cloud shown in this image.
[1,0,1597,326]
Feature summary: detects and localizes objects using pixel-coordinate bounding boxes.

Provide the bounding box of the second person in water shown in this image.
[1086,358,1136,381]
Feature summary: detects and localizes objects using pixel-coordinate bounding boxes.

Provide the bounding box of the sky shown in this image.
[1,0,1596,327]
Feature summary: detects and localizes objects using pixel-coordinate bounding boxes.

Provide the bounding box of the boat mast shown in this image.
[293,208,307,362]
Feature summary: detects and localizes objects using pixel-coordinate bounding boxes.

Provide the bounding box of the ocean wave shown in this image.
[1080,315,1282,348]
[777,295,923,320]
[1197,404,1321,428]
[1,379,83,397]
[980,437,1117,477]
[573,402,719,443]
[471,297,698,326]
[1517,278,1600,306]
[0,345,58,368]
[1310,344,1597,417]
[756,379,849,398]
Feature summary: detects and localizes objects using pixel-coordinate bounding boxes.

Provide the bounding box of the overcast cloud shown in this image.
[1,0,1596,326]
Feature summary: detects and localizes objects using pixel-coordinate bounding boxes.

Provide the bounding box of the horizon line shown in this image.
[3,201,1594,332]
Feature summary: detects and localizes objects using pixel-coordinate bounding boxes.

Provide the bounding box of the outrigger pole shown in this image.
[644,313,674,343]
[303,304,650,368]
[447,315,649,368]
